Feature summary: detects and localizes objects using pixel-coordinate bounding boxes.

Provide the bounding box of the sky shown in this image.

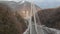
[0,0,60,9]
[34,0,60,9]
[11,0,60,9]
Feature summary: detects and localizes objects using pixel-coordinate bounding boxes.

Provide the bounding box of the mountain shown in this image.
[16,1,41,19]
[17,1,41,11]
[0,1,17,10]
[0,1,27,34]
[36,7,60,30]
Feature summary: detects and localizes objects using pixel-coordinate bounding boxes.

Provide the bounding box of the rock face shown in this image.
[37,7,60,30]
[0,1,27,34]
[16,1,41,20]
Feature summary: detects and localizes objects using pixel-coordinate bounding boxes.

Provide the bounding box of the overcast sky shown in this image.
[0,0,60,9]
[34,0,60,9]
[10,0,60,9]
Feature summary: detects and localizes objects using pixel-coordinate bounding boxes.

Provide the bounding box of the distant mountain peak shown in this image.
[17,1,41,11]
[18,1,30,5]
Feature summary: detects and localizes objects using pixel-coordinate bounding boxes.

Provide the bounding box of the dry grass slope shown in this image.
[0,2,27,34]
[37,7,60,30]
